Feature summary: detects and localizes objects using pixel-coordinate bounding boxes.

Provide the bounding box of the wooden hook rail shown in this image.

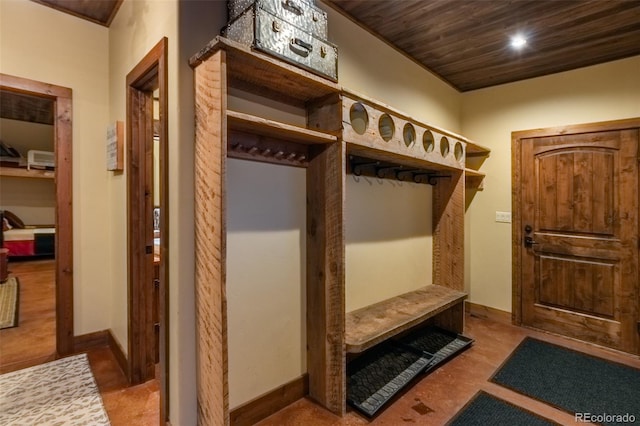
[348,155,450,185]
[228,138,310,167]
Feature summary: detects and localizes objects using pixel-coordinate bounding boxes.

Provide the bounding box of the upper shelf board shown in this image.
[190,37,340,104]
[227,110,337,145]
[465,141,491,157]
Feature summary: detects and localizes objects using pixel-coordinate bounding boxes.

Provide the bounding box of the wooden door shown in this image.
[518,127,639,354]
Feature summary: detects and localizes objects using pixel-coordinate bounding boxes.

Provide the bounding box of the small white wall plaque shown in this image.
[107,121,124,171]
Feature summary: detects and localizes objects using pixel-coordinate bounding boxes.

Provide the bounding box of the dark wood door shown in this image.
[520,129,639,354]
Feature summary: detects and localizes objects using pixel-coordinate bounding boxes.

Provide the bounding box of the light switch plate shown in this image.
[496,211,512,223]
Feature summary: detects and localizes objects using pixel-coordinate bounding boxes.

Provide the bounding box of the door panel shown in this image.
[521,129,638,354]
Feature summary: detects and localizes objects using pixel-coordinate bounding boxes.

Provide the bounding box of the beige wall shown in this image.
[462,56,640,312]
[346,177,432,312]
[1,177,56,225]
[0,118,54,154]
[0,0,111,333]
[226,159,307,408]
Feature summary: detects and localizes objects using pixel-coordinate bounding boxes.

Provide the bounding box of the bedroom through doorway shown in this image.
[0,74,73,372]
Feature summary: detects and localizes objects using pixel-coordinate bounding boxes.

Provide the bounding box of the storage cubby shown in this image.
[191,37,490,424]
[464,140,491,191]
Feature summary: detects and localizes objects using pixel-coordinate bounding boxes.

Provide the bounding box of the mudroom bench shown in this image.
[345,284,467,353]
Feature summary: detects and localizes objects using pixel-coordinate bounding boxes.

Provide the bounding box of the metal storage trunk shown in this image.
[225,6,338,81]
[228,0,328,40]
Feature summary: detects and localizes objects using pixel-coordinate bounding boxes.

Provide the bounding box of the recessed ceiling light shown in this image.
[510,35,527,49]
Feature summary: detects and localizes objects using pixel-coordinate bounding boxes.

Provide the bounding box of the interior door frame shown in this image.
[0,73,74,356]
[512,118,640,336]
[126,37,169,421]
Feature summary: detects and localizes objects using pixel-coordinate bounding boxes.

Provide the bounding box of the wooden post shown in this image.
[433,170,465,292]
[432,170,465,332]
[194,50,229,425]
[306,142,346,415]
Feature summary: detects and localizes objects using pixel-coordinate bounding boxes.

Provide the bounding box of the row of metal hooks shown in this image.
[349,156,449,185]
[229,142,307,163]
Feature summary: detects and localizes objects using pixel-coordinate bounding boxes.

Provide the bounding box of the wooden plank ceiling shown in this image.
[325,0,640,91]
[1,90,54,126]
[30,0,123,27]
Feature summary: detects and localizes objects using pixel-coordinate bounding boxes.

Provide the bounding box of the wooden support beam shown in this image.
[306,142,346,416]
[194,50,229,425]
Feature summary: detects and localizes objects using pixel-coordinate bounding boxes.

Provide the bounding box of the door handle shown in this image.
[524,236,538,248]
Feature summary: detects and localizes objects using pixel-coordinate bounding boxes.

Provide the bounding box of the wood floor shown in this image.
[0,259,56,373]
[0,259,159,425]
[1,259,639,425]
[257,314,640,425]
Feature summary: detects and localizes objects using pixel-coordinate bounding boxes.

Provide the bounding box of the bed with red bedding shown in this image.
[1,210,55,257]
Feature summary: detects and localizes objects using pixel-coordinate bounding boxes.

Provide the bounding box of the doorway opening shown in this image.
[126,38,169,421]
[0,74,73,369]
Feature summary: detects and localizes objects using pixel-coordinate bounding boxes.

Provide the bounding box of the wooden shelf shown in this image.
[465,141,491,157]
[464,168,485,178]
[465,168,485,190]
[345,285,467,353]
[227,110,337,145]
[190,37,340,104]
[226,110,338,167]
[0,167,54,179]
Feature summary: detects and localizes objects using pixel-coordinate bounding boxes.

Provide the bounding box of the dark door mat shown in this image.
[398,326,474,371]
[347,327,473,417]
[347,342,431,417]
[491,337,640,425]
[447,391,560,426]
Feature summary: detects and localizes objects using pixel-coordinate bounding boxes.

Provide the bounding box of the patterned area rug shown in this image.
[0,276,19,329]
[0,354,111,425]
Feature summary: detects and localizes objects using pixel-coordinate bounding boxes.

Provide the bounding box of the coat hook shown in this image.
[376,165,403,179]
[297,154,307,162]
[261,148,272,156]
[427,175,451,185]
[397,169,420,181]
[352,160,379,176]
[413,173,431,184]
[248,147,259,155]
[274,151,285,159]
[287,152,297,160]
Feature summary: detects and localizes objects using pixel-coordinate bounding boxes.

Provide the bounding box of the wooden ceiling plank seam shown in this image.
[325,0,640,91]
